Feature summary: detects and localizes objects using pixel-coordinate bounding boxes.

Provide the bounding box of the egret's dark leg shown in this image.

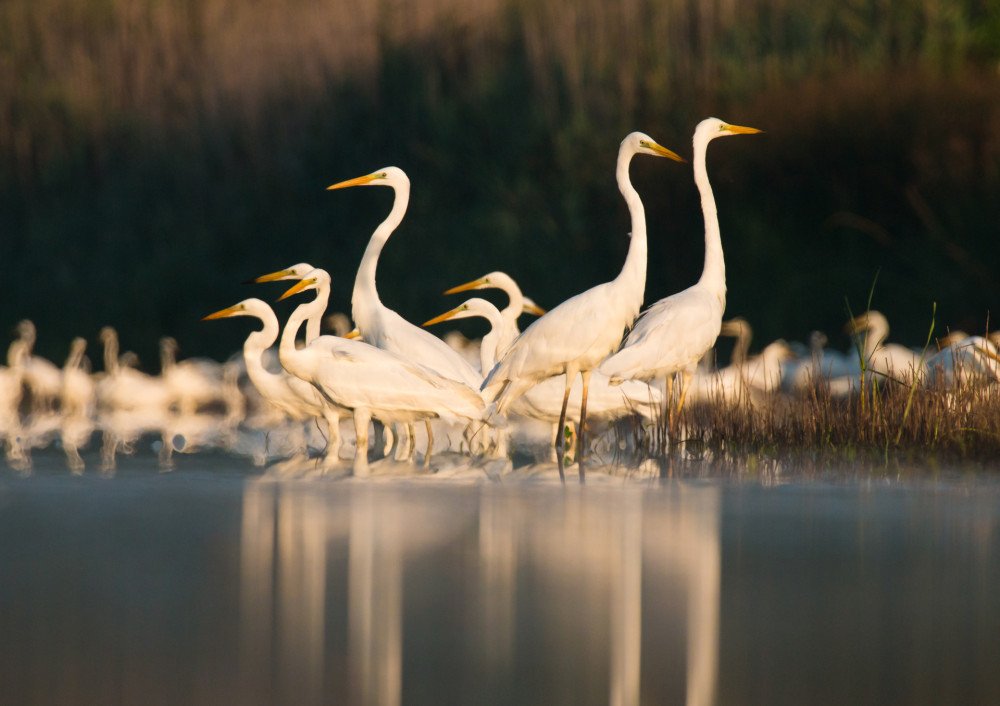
[424,420,434,466]
[577,370,592,479]
[556,373,575,481]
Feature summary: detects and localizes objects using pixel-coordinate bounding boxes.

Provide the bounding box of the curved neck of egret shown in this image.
[473,301,506,374]
[280,283,329,376]
[352,178,410,325]
[492,272,523,330]
[65,340,86,371]
[614,142,648,313]
[102,332,119,376]
[693,128,726,307]
[242,302,279,370]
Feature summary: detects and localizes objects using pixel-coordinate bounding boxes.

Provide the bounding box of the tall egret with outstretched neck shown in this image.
[277,268,487,463]
[326,167,482,390]
[600,118,762,429]
[480,132,684,464]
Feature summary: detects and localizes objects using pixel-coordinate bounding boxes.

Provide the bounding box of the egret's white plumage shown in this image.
[846,310,926,384]
[444,271,546,357]
[61,337,95,420]
[95,326,171,412]
[426,297,661,426]
[9,320,62,412]
[327,167,483,389]
[203,297,347,458]
[278,268,487,460]
[159,336,226,415]
[480,132,684,460]
[599,118,762,424]
[926,333,1000,387]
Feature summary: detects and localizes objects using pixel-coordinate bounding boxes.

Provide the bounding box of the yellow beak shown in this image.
[647,141,687,163]
[278,278,315,301]
[202,304,243,321]
[725,123,764,135]
[443,277,488,295]
[422,305,466,328]
[253,268,295,283]
[327,173,380,190]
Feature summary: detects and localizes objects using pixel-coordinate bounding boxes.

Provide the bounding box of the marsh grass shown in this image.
[625,374,1000,471]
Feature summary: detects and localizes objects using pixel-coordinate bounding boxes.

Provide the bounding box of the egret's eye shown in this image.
[380,172,387,178]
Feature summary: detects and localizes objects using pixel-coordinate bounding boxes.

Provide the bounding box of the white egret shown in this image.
[277,268,487,462]
[9,320,62,413]
[159,337,227,415]
[424,298,661,446]
[845,310,926,384]
[925,333,1000,387]
[443,271,547,356]
[203,298,347,461]
[480,132,684,462]
[599,118,762,429]
[326,167,483,390]
[95,326,171,413]
[61,337,96,420]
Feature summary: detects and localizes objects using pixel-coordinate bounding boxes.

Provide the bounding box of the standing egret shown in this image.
[444,271,547,356]
[9,320,62,413]
[277,268,487,463]
[61,337,95,420]
[203,298,347,462]
[481,132,684,464]
[95,326,171,412]
[424,298,661,452]
[845,310,926,384]
[326,167,483,390]
[159,337,226,415]
[599,118,762,430]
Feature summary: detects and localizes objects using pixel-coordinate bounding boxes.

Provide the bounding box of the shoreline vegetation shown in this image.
[2,2,999,464]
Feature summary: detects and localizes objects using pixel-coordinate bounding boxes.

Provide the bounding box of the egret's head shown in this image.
[251,263,315,284]
[423,299,484,328]
[278,268,330,301]
[203,299,259,321]
[327,166,409,191]
[623,132,686,163]
[698,117,764,142]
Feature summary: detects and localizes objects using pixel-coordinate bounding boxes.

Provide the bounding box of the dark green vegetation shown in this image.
[3,0,999,369]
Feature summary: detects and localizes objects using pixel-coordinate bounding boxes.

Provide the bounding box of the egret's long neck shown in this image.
[102,335,119,375]
[305,282,330,345]
[352,181,410,324]
[496,274,524,347]
[866,316,889,357]
[280,288,328,373]
[615,147,647,309]
[694,133,726,305]
[478,306,506,373]
[244,312,279,375]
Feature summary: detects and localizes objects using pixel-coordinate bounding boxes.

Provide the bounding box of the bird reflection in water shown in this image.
[235,480,721,705]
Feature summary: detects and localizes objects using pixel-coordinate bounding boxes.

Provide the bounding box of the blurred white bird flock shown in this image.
[3,118,997,474]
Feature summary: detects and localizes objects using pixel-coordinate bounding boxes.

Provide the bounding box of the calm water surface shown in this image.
[1,450,998,705]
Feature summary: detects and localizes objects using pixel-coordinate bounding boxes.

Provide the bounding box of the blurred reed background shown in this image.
[2,0,999,366]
